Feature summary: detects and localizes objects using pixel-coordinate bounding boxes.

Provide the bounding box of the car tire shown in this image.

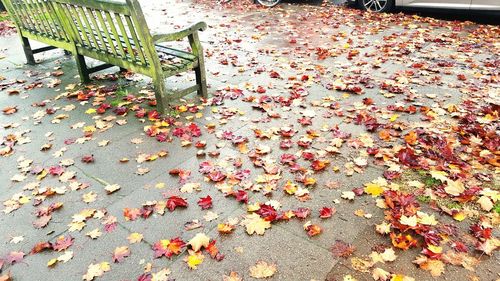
[358,0,394,12]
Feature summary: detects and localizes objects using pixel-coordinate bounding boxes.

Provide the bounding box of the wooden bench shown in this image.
[2,0,74,64]
[51,0,208,113]
[2,0,119,77]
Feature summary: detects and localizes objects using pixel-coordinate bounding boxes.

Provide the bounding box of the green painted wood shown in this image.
[52,0,131,15]
[77,7,99,49]
[95,10,118,56]
[68,5,91,46]
[86,8,108,52]
[3,0,72,65]
[105,11,126,58]
[151,22,207,43]
[124,15,146,65]
[114,13,136,62]
[40,0,65,39]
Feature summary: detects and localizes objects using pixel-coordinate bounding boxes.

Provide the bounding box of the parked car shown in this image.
[349,0,500,13]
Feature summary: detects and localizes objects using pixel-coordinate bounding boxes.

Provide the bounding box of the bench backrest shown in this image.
[3,0,70,43]
[50,0,160,75]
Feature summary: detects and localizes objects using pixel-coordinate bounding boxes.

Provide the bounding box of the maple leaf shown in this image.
[112,246,130,263]
[33,215,52,229]
[153,238,186,258]
[241,213,271,235]
[166,196,188,211]
[234,190,248,204]
[413,256,445,277]
[223,271,242,281]
[123,208,141,221]
[249,261,277,279]
[185,250,204,270]
[372,267,391,281]
[364,183,384,197]
[81,155,94,163]
[188,233,210,252]
[5,251,24,264]
[86,228,102,239]
[52,235,74,252]
[82,262,110,281]
[127,232,143,244]
[331,240,356,258]
[205,240,224,260]
[390,233,417,250]
[197,195,213,209]
[218,223,236,234]
[105,184,121,194]
[30,242,52,254]
[303,221,322,237]
[57,250,74,263]
[2,106,17,115]
[319,207,335,218]
[444,179,465,196]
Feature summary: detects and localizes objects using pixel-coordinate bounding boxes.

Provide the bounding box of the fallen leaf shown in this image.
[249,261,277,279]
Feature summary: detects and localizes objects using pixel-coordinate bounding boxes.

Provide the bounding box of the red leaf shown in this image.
[319,207,335,219]
[30,242,52,254]
[153,238,185,259]
[52,236,73,252]
[293,207,310,219]
[197,195,213,210]
[205,240,224,261]
[81,155,94,163]
[166,196,188,211]
[256,205,277,222]
[208,170,226,182]
[234,190,248,204]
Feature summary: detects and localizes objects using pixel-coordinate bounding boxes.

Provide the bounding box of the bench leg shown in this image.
[20,36,35,65]
[74,54,90,83]
[153,77,169,114]
[188,32,208,99]
[195,62,208,99]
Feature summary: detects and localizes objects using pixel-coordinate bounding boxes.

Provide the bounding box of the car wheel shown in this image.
[358,0,394,12]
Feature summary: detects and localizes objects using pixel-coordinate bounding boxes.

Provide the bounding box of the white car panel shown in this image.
[404,0,471,9]
[470,0,500,10]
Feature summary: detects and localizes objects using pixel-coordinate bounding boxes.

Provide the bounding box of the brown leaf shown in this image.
[2,106,17,115]
[33,215,52,229]
[331,240,356,258]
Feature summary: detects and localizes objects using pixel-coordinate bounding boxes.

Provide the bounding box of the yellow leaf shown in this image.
[429,170,448,182]
[241,213,271,235]
[364,183,384,197]
[185,251,204,269]
[47,258,58,267]
[452,211,466,221]
[85,108,96,114]
[127,232,143,244]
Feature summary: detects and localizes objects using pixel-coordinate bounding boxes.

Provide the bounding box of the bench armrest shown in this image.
[152,22,207,43]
